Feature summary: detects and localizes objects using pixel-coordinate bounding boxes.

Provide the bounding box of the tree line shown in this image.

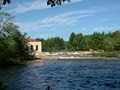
[37,30,120,52]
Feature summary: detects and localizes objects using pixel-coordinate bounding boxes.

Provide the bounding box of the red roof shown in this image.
[27,39,40,42]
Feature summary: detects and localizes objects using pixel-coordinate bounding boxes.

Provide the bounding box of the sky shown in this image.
[2,0,120,41]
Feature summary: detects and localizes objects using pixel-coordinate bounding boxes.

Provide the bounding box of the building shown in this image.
[27,39,42,59]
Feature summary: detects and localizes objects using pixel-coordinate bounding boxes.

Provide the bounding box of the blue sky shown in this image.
[3,0,120,40]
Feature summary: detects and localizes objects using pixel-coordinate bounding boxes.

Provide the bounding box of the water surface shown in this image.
[0,59,120,90]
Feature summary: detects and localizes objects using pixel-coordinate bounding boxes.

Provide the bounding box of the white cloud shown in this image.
[38,11,93,26]
[17,9,94,32]
[10,0,84,14]
[93,27,116,32]
[10,0,47,14]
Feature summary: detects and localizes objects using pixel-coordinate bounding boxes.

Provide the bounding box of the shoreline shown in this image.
[41,55,118,60]
[42,51,120,60]
[0,57,119,68]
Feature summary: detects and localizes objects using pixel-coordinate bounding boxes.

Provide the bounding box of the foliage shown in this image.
[66,32,75,50]
[92,51,120,57]
[47,0,71,7]
[90,32,104,50]
[0,12,27,65]
[2,0,71,7]
[37,37,65,52]
[38,30,120,52]
[3,0,11,5]
[66,32,89,51]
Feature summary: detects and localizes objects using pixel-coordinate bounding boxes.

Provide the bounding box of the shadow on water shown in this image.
[0,82,7,90]
[45,86,52,90]
[0,82,52,90]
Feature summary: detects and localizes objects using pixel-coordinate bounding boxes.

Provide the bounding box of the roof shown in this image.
[27,39,40,42]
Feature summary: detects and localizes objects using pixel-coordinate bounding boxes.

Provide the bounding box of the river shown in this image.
[0,59,120,90]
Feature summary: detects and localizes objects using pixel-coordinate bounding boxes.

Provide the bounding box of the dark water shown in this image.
[0,59,120,90]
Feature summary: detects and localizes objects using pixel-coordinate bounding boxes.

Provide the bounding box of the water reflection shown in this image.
[0,59,120,90]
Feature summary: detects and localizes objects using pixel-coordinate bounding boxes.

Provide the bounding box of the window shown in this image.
[36,45,38,50]
[31,45,33,51]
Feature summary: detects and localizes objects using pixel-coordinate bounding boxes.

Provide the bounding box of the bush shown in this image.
[92,51,120,57]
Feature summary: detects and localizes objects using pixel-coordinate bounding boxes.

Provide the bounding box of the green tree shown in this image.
[90,32,104,50]
[73,33,83,50]
[68,32,76,50]
[37,37,65,52]
[103,36,115,51]
[112,30,120,51]
[0,12,27,64]
[83,35,91,50]
[65,41,73,51]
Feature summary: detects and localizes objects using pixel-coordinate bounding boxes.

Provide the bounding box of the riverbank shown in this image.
[41,51,120,60]
[1,51,119,68]
[92,51,120,57]
[41,55,118,60]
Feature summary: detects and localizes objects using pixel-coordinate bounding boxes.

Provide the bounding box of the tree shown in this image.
[112,31,120,51]
[2,0,71,7]
[103,36,115,51]
[47,0,71,7]
[83,35,91,50]
[37,37,65,52]
[73,33,83,50]
[0,23,27,62]
[90,32,104,50]
[65,41,72,50]
[3,0,11,5]
[68,32,76,50]
[0,11,27,64]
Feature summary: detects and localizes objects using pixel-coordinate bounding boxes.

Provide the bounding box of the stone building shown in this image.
[27,39,42,59]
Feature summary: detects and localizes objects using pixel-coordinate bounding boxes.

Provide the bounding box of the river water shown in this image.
[0,59,120,90]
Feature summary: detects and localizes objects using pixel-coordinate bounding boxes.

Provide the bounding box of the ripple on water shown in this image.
[0,59,120,90]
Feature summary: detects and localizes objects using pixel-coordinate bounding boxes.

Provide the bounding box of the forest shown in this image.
[37,30,120,52]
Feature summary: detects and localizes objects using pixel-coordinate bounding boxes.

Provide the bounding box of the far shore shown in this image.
[41,55,118,60]
[0,51,119,68]
[41,51,120,60]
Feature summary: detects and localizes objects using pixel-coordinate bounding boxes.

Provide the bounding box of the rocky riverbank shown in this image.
[41,51,120,60]
[41,55,118,60]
